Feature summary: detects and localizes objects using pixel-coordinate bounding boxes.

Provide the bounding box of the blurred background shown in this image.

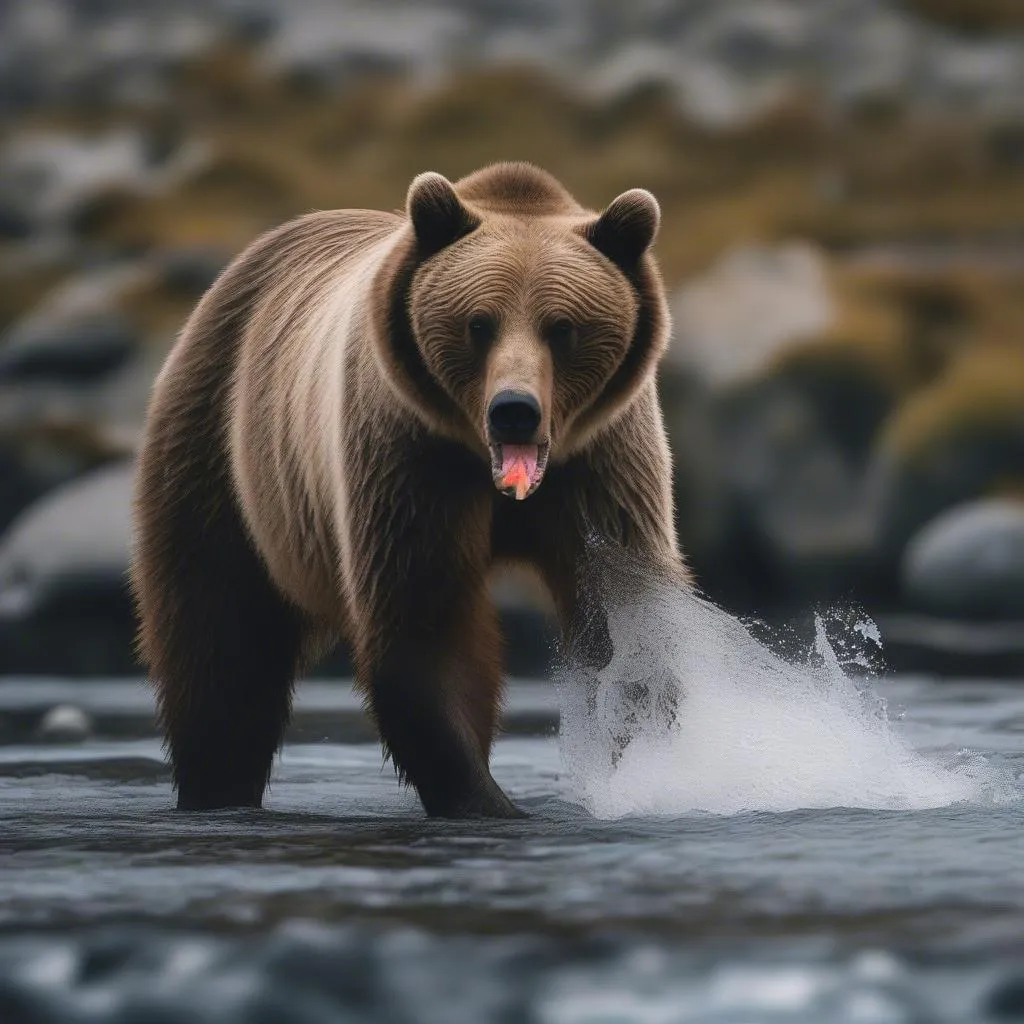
[0,0,1022,679]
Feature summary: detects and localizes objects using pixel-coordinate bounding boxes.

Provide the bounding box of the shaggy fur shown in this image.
[131,161,686,818]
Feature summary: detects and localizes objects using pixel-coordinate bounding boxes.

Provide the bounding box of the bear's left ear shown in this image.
[407,172,479,257]
[584,188,660,273]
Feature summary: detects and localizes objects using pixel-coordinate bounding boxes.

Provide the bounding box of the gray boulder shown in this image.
[0,421,125,535]
[0,459,554,677]
[667,243,834,390]
[0,461,137,675]
[155,246,226,298]
[901,498,1024,620]
[35,704,94,743]
[710,375,877,607]
[0,253,200,531]
[659,242,879,609]
[868,409,1024,577]
[0,312,137,383]
[0,265,144,384]
[0,195,31,240]
[0,460,133,618]
[0,126,205,232]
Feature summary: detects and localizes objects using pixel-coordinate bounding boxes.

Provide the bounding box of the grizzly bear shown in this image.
[131,161,685,818]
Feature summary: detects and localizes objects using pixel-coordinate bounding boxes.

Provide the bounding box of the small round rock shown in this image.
[36,704,93,743]
[986,975,1024,1019]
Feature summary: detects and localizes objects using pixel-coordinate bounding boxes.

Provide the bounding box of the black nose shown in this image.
[487,390,541,444]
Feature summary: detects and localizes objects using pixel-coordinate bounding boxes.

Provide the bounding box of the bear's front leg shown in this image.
[361,598,521,819]
[347,447,522,819]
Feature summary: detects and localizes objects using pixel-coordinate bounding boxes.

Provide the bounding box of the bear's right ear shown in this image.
[407,172,479,257]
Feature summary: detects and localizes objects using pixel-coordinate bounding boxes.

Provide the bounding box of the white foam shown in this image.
[556,576,1015,819]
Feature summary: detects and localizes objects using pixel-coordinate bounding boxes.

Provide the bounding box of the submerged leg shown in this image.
[134,456,304,810]
[349,444,521,819]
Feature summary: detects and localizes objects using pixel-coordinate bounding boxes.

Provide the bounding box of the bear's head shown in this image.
[375,162,669,500]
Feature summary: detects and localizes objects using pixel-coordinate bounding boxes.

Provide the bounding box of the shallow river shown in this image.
[0,668,1023,1023]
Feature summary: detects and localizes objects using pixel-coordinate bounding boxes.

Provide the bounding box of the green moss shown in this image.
[901,0,1024,33]
[8,58,1024,320]
[880,348,1024,461]
[115,275,197,345]
[0,262,69,334]
[0,419,132,464]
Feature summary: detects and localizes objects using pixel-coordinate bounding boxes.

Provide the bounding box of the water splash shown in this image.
[555,550,1015,819]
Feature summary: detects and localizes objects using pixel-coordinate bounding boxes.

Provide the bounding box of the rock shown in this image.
[876,613,1024,677]
[901,498,1024,620]
[0,421,126,535]
[668,244,834,389]
[0,313,137,383]
[264,4,469,83]
[0,129,153,229]
[0,123,208,241]
[0,261,148,531]
[0,0,1023,130]
[0,256,192,478]
[0,265,145,384]
[663,246,909,609]
[0,978,56,1024]
[986,975,1024,1019]
[311,569,555,679]
[706,375,878,608]
[906,0,1024,34]
[0,447,48,535]
[226,8,280,46]
[0,460,555,677]
[35,704,93,743]
[0,460,133,614]
[489,569,557,677]
[662,247,928,609]
[0,461,138,676]
[0,197,31,241]
[659,370,733,587]
[869,349,1024,571]
[155,246,226,298]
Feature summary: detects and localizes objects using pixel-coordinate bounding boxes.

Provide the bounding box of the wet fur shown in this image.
[131,162,686,817]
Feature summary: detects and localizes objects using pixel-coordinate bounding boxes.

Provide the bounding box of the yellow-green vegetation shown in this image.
[789,265,1024,391]
[17,47,1024,286]
[116,273,200,344]
[6,46,1024,463]
[902,0,1024,33]
[769,272,915,398]
[0,418,132,466]
[0,261,70,333]
[879,346,1024,461]
[1,38,1021,618]
[742,257,1024,471]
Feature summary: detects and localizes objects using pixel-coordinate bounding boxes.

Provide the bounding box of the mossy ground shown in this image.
[3,45,1023,585]
[15,48,1024,281]
[902,0,1024,33]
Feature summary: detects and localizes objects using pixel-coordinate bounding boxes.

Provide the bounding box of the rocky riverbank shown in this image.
[0,0,1022,676]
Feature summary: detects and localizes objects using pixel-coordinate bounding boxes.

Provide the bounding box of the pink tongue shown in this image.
[501,444,538,482]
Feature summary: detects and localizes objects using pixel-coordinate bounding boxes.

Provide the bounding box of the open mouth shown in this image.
[489,441,550,500]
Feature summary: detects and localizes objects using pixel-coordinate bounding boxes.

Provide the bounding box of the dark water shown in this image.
[0,675,1023,1023]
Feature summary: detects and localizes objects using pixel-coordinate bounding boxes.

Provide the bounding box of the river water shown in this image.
[1,589,1023,1022]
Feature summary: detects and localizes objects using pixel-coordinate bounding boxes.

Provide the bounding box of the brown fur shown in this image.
[131,161,686,818]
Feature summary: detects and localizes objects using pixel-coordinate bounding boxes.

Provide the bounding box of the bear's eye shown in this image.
[546,318,577,348]
[467,314,496,347]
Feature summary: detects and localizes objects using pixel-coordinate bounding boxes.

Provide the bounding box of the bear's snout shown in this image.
[485,390,549,501]
[487,390,541,445]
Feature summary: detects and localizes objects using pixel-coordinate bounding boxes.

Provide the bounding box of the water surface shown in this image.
[0,673,1023,1022]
